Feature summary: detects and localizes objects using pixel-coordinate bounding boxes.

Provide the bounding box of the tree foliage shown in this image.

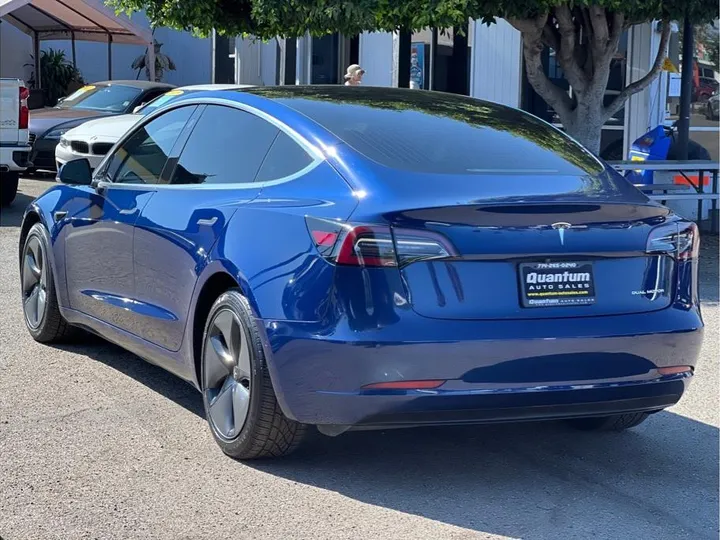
[110,0,718,153]
[110,0,718,39]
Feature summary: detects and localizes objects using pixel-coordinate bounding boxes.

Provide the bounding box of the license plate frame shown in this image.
[519,261,596,308]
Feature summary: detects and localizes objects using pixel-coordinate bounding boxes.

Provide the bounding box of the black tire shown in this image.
[566,412,650,432]
[667,139,712,161]
[1,171,19,207]
[201,289,307,459]
[20,223,76,342]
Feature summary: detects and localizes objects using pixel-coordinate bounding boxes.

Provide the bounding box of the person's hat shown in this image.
[344,64,365,80]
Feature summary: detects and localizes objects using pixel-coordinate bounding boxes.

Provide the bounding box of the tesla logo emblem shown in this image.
[551,222,573,245]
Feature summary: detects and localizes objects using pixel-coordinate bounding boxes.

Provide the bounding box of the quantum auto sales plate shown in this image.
[519,262,596,308]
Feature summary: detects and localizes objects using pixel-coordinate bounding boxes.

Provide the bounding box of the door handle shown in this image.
[119,207,138,215]
[196,217,218,226]
[53,211,67,222]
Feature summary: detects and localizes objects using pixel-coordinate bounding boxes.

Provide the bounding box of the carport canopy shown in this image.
[0,0,154,84]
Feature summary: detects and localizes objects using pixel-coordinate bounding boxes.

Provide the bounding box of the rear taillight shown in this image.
[337,226,397,267]
[19,86,29,130]
[305,217,457,268]
[647,222,699,260]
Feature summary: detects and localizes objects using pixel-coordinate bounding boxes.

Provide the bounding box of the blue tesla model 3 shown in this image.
[19,86,703,459]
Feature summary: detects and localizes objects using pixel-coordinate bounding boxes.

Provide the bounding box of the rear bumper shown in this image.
[261,307,703,426]
[0,145,31,171]
[341,377,688,430]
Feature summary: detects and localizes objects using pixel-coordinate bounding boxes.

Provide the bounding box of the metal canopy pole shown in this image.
[33,31,41,89]
[677,16,694,160]
[71,31,76,68]
[107,34,113,80]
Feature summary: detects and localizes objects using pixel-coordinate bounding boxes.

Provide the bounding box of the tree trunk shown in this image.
[561,104,605,154]
[558,75,609,154]
[509,11,670,159]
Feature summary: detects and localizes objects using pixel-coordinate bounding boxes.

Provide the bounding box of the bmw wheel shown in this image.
[201,290,307,459]
[21,223,76,342]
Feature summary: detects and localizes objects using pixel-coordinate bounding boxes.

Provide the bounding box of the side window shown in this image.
[171,105,278,185]
[107,106,195,185]
[255,131,314,183]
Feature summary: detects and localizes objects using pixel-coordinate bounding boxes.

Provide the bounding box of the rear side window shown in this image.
[273,90,604,176]
[171,105,278,185]
[255,131,314,183]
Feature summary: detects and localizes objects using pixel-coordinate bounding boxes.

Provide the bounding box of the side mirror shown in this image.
[57,158,92,185]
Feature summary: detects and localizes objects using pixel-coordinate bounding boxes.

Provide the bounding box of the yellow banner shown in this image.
[662,57,679,73]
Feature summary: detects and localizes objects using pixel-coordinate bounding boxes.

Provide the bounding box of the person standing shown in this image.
[344,64,365,86]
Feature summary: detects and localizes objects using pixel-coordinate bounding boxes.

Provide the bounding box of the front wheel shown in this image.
[1,171,19,207]
[566,412,650,432]
[21,223,76,342]
[201,290,307,459]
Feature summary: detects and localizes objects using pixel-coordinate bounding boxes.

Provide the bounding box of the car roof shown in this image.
[175,84,254,91]
[90,80,176,90]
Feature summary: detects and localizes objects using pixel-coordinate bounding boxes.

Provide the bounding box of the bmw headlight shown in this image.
[44,126,71,140]
[59,136,70,147]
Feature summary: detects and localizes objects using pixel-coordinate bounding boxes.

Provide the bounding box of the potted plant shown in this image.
[25,49,84,108]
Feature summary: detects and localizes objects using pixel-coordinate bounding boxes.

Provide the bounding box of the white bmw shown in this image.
[56,84,252,171]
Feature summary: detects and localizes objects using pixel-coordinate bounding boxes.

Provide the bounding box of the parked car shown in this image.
[28,80,174,171]
[20,86,703,460]
[55,84,252,171]
[705,93,719,120]
[0,78,31,206]
[694,77,719,103]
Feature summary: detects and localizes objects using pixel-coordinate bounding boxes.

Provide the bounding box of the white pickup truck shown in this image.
[1,78,31,206]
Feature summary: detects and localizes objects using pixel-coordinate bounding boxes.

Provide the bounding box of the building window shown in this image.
[521,31,629,158]
[311,34,359,85]
[662,22,719,161]
[408,26,471,95]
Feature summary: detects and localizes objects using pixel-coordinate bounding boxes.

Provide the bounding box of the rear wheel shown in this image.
[201,290,307,459]
[566,412,650,432]
[1,171,19,207]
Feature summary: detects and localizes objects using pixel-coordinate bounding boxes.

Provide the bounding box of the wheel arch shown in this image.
[189,263,264,390]
[18,208,42,264]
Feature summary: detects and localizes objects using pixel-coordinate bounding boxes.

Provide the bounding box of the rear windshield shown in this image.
[252,87,604,176]
[59,84,141,113]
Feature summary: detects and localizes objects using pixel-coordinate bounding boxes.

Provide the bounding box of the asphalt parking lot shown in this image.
[1,177,718,540]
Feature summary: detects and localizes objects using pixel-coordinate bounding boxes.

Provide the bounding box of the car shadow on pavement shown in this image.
[0,193,34,228]
[56,335,205,418]
[55,334,718,538]
[251,414,718,539]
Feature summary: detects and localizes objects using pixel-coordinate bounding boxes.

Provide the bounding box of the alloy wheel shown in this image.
[203,309,252,441]
[22,235,48,330]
